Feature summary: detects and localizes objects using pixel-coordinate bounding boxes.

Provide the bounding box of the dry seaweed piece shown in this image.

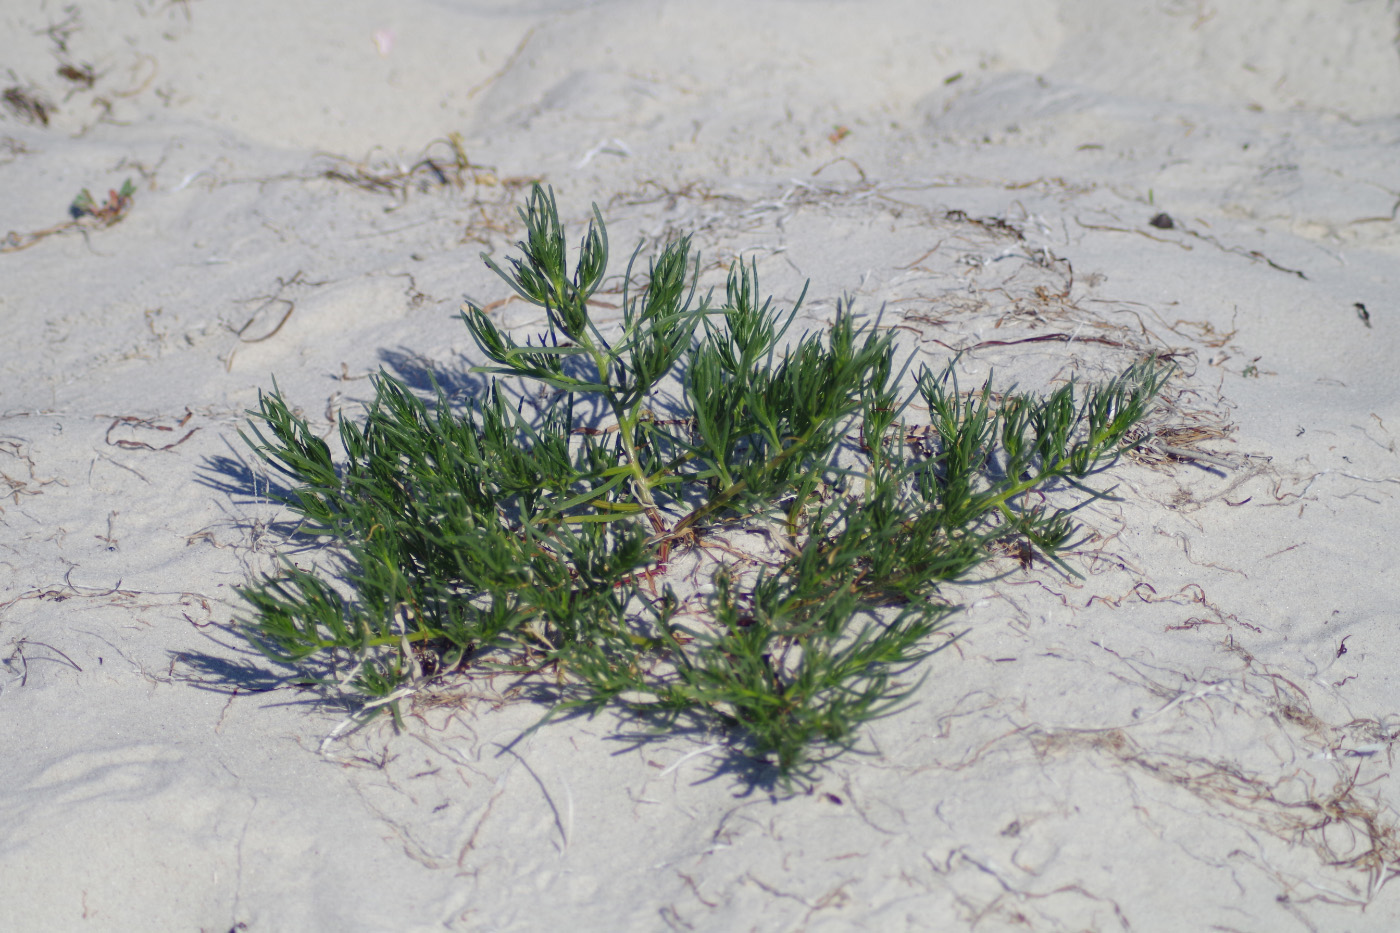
[3,86,54,125]
[319,133,507,201]
[56,62,97,90]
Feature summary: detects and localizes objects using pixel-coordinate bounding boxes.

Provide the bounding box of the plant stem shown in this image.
[614,406,666,534]
[669,421,820,540]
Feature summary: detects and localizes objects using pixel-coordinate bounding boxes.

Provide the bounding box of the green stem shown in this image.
[615,406,665,532]
[671,422,820,539]
[981,470,1046,516]
[672,476,748,539]
[980,434,1124,517]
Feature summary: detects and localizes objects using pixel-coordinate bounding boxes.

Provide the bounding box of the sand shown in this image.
[2,1,1400,929]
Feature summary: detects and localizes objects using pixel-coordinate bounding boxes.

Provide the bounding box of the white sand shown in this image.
[3,1,1400,929]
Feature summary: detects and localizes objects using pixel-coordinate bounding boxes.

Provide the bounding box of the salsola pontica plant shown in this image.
[240,184,1167,782]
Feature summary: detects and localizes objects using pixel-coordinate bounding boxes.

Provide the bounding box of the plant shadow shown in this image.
[500,678,808,795]
[167,618,345,713]
[378,345,490,403]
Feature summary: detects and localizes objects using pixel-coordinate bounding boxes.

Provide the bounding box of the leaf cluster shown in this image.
[239,184,1167,783]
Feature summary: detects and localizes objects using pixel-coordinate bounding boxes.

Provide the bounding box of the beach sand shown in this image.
[3,1,1400,929]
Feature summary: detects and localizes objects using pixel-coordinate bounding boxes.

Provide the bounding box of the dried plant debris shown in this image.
[610,179,1180,379]
[38,6,83,55]
[70,179,136,223]
[56,62,97,90]
[0,136,29,165]
[1129,421,1236,469]
[239,184,1170,784]
[1,437,61,511]
[2,178,136,253]
[317,133,533,202]
[2,86,55,125]
[1032,667,1400,906]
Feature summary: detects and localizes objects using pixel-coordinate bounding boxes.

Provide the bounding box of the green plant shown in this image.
[239,184,1168,783]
